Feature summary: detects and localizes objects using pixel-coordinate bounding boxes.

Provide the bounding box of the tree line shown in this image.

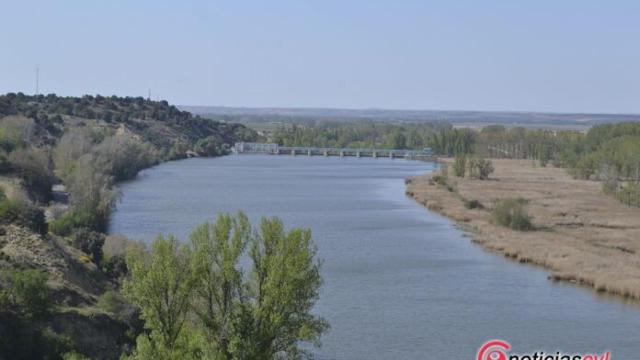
[428,123,640,207]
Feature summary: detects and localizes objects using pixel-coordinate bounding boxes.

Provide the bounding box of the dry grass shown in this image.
[407,159,640,300]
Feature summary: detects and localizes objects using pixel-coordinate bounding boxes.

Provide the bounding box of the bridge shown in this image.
[233,142,438,161]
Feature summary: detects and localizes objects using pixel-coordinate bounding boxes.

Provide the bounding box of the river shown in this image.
[109,155,640,360]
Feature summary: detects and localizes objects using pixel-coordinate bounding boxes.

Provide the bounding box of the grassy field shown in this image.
[407,159,640,300]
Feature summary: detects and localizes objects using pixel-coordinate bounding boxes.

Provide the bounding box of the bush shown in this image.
[103,255,128,280]
[98,290,138,325]
[467,157,494,180]
[0,198,47,234]
[194,136,228,157]
[491,198,533,231]
[453,155,466,177]
[72,228,105,264]
[463,199,483,209]
[433,172,448,186]
[8,148,54,204]
[4,269,51,318]
[49,202,107,236]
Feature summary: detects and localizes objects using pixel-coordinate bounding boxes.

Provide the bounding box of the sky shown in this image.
[2,0,639,114]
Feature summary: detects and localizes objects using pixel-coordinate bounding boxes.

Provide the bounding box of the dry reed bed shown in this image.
[406,159,640,300]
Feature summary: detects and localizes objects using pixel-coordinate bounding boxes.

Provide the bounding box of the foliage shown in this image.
[463,199,483,209]
[0,116,35,152]
[0,317,75,360]
[194,136,230,157]
[386,129,407,149]
[613,182,640,207]
[0,197,47,234]
[123,235,195,357]
[49,201,110,236]
[97,290,139,328]
[0,93,257,160]
[453,154,466,177]
[239,216,328,358]
[491,198,533,231]
[466,157,494,180]
[72,228,106,264]
[189,212,250,358]
[103,254,128,280]
[270,121,442,150]
[122,213,327,360]
[432,168,449,187]
[90,134,159,182]
[2,269,51,318]
[62,352,90,360]
[428,127,476,156]
[8,148,54,204]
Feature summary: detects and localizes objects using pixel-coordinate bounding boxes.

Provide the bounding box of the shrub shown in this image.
[432,168,449,187]
[467,157,494,180]
[463,199,483,209]
[453,154,466,177]
[5,269,51,318]
[49,202,108,236]
[491,198,533,231]
[0,198,47,234]
[103,255,128,280]
[97,290,138,325]
[72,228,105,264]
[8,148,54,204]
[194,136,228,157]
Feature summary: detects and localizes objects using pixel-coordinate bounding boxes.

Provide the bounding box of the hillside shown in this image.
[1,93,257,157]
[0,93,257,359]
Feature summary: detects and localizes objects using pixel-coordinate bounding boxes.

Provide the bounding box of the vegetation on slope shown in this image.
[0,93,260,359]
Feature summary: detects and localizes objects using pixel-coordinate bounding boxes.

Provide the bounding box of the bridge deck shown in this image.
[234,142,437,160]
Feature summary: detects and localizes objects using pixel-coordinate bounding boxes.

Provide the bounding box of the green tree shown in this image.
[235,217,328,359]
[123,235,196,358]
[189,212,250,359]
[453,154,466,177]
[386,130,407,149]
[123,214,328,360]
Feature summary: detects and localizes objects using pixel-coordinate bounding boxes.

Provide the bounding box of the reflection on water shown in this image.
[110,155,640,360]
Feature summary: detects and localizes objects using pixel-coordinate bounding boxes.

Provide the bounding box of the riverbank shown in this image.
[406,158,640,300]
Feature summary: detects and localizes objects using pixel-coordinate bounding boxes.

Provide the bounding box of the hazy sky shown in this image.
[2,0,639,113]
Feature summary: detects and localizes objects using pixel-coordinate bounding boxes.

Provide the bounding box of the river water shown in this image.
[109,155,640,360]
